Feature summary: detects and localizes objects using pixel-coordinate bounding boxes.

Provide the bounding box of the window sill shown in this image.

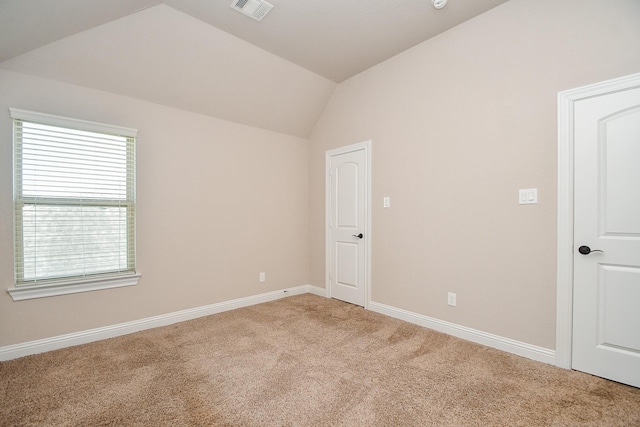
[7,274,141,301]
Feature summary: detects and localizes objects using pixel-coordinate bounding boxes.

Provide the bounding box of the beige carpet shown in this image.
[1,294,639,426]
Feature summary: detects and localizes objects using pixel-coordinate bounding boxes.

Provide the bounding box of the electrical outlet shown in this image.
[259,272,266,283]
[447,292,457,307]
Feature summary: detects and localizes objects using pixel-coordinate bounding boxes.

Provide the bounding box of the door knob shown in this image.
[578,245,603,255]
[352,233,364,239]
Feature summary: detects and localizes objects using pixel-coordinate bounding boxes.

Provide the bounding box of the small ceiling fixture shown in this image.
[230,0,274,22]
[432,0,448,9]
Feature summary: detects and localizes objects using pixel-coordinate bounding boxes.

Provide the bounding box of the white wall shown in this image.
[308,0,640,350]
[0,70,310,346]
[2,0,639,354]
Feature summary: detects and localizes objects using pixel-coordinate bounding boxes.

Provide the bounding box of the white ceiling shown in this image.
[0,0,509,137]
[0,0,508,83]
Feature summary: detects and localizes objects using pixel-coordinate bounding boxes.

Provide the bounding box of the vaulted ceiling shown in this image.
[0,0,509,137]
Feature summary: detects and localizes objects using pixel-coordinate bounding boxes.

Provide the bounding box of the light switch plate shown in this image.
[383,197,390,208]
[519,188,538,205]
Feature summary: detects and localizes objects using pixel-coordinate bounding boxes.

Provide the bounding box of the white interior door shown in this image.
[572,82,640,388]
[327,142,369,307]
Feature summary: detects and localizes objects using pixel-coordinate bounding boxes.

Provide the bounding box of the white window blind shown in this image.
[11,109,137,287]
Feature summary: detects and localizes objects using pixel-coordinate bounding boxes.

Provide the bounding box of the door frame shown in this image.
[556,72,640,369]
[325,140,372,308]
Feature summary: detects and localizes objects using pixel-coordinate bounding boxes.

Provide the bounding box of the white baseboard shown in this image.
[369,301,556,365]
[0,284,316,361]
[306,284,326,296]
[0,286,555,367]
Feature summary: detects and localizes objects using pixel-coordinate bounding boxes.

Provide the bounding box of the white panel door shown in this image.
[328,145,368,306]
[573,84,640,388]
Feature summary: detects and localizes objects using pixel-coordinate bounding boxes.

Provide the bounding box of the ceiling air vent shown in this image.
[230,0,274,22]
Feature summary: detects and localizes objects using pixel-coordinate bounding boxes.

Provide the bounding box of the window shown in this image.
[8,109,139,301]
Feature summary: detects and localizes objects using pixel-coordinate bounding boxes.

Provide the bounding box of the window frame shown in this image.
[7,108,140,301]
